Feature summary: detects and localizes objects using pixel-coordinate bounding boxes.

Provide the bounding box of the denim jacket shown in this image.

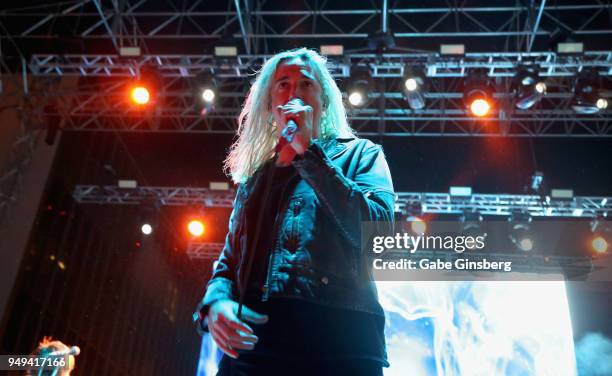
[195,136,395,331]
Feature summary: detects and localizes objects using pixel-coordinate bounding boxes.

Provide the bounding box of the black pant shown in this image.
[216,354,384,376]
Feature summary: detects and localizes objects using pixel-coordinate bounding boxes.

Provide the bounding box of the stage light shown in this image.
[201,88,215,103]
[131,86,150,105]
[368,31,396,51]
[596,98,608,110]
[141,223,153,235]
[407,216,427,234]
[138,201,160,242]
[194,71,217,114]
[572,71,607,114]
[530,171,544,193]
[511,223,534,251]
[509,211,533,251]
[440,44,465,55]
[460,211,485,251]
[402,66,426,110]
[551,189,573,199]
[348,92,364,106]
[214,46,238,57]
[557,42,583,54]
[450,186,472,197]
[320,44,344,56]
[209,181,230,190]
[591,236,608,254]
[470,98,491,117]
[119,46,141,57]
[461,211,482,227]
[463,72,494,117]
[188,220,205,237]
[405,78,418,92]
[130,65,162,106]
[347,66,371,107]
[519,237,534,252]
[514,67,547,110]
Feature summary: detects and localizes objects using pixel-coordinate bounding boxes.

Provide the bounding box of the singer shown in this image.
[194,48,395,375]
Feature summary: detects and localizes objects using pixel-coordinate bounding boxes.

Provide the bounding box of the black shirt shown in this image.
[239,160,389,367]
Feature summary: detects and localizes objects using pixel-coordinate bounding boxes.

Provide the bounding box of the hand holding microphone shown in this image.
[48,346,80,357]
[280,98,303,144]
[276,98,313,155]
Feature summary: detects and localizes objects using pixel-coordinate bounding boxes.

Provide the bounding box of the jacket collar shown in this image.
[320,136,355,159]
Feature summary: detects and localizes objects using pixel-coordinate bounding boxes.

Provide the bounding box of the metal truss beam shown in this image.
[72,185,236,207]
[38,72,611,137]
[26,52,612,78]
[395,193,611,218]
[1,3,610,47]
[186,242,225,261]
[73,185,612,219]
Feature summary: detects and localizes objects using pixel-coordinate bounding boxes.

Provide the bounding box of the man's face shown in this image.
[270,58,323,137]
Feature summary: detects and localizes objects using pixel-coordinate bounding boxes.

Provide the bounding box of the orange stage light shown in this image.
[408,216,427,235]
[188,220,205,237]
[131,86,151,105]
[469,98,491,117]
[591,236,608,254]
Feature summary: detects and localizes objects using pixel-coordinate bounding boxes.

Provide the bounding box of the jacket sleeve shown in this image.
[193,187,242,334]
[291,139,395,250]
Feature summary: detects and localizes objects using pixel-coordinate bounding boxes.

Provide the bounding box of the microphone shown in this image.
[49,346,80,357]
[276,98,304,152]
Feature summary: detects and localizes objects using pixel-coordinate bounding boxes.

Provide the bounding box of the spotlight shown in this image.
[349,92,364,106]
[402,66,426,110]
[131,86,151,105]
[508,211,533,251]
[405,78,418,92]
[596,98,608,110]
[519,237,534,251]
[188,219,205,237]
[130,65,162,106]
[141,223,153,235]
[137,201,160,242]
[469,98,491,117]
[202,88,215,103]
[367,31,396,52]
[460,211,485,251]
[407,216,427,235]
[530,171,544,193]
[571,72,607,114]
[591,236,608,254]
[463,74,494,117]
[514,67,547,110]
[347,66,371,107]
[194,71,217,114]
[511,223,534,251]
[461,211,483,233]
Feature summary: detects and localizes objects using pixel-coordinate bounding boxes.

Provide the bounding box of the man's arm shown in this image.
[292,139,395,250]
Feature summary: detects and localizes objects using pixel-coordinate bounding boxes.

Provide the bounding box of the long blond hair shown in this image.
[224,48,354,184]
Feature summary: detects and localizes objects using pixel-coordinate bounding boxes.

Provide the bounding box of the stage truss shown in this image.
[72,184,611,263]
[1,1,611,137]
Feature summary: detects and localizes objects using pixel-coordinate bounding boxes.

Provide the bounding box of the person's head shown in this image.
[27,337,76,376]
[225,48,354,183]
